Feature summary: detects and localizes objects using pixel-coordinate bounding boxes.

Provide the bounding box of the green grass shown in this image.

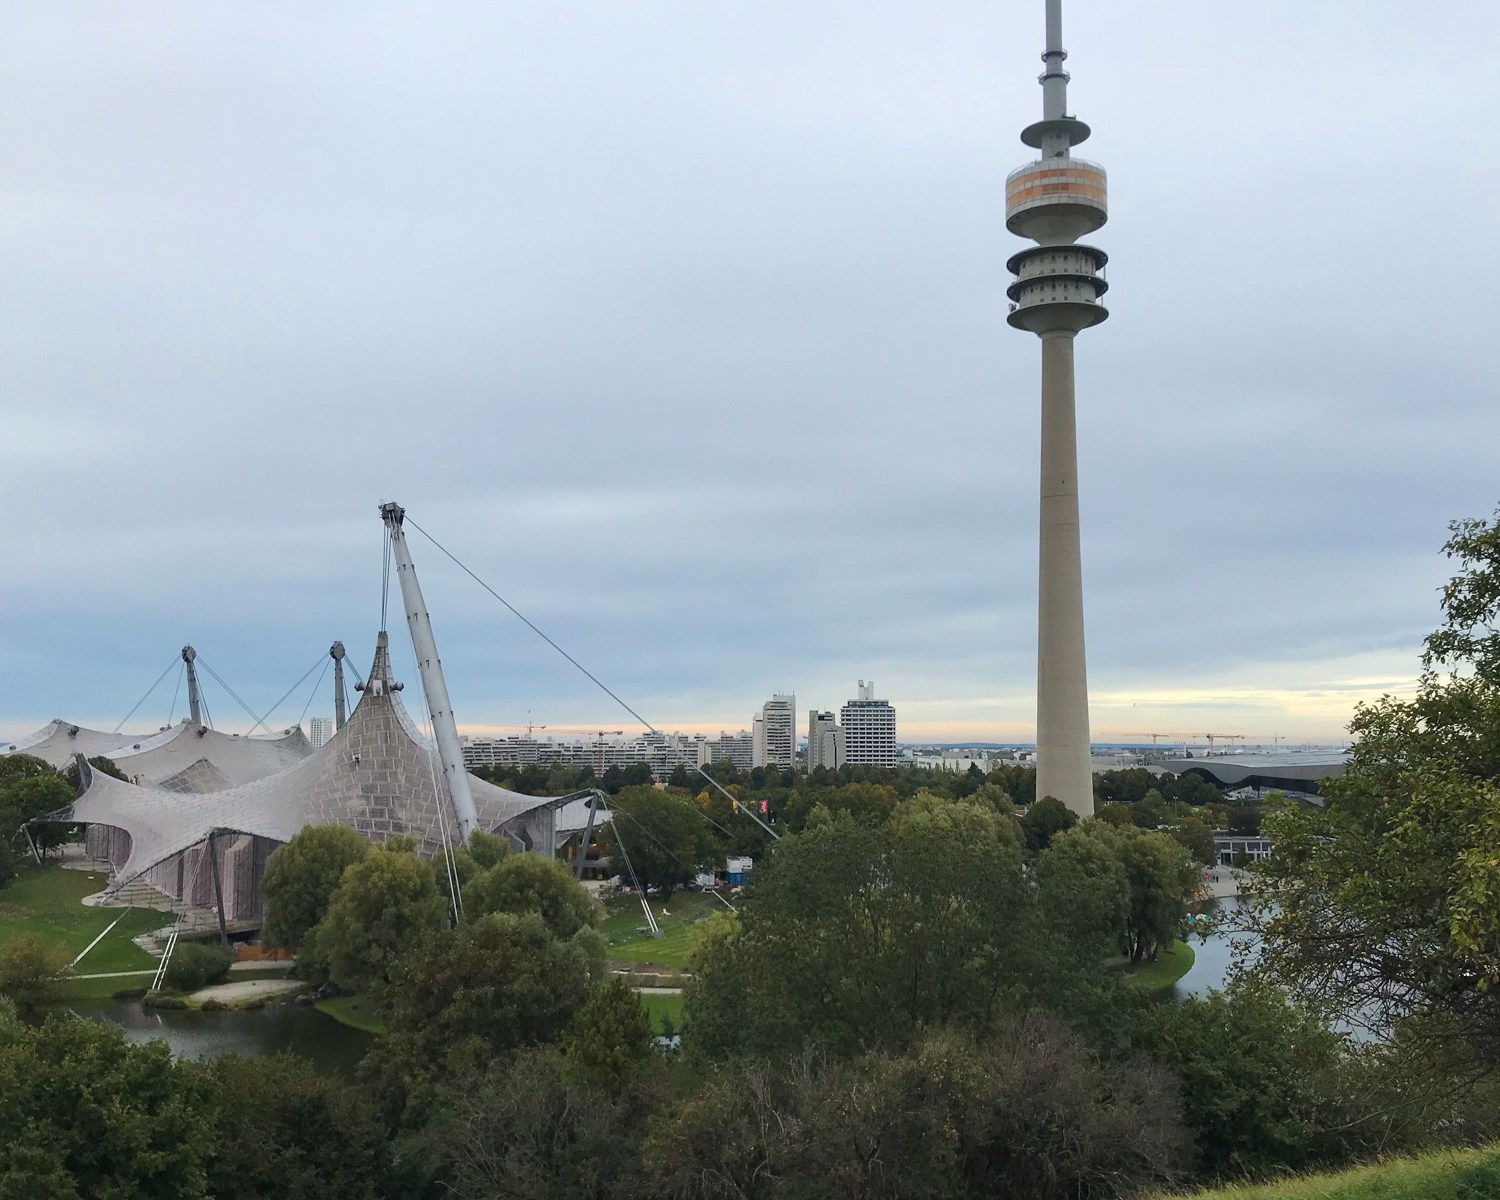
[316,995,385,1035]
[603,890,724,969]
[1121,940,1196,991]
[0,865,166,974]
[1156,1143,1500,1198]
[640,991,684,1034]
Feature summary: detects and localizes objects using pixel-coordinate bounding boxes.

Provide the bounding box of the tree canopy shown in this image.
[261,824,371,953]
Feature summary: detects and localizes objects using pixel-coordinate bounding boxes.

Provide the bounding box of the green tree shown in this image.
[1129,983,1363,1177]
[0,933,72,1011]
[561,976,653,1093]
[163,942,234,993]
[1020,794,1078,851]
[417,1048,641,1200]
[687,803,1103,1061]
[643,1018,1187,1200]
[1167,816,1218,866]
[314,843,449,995]
[0,835,18,889]
[1226,803,1263,835]
[0,1013,213,1197]
[601,786,720,898]
[1045,822,1198,963]
[259,824,372,954]
[197,1053,396,1199]
[466,852,601,939]
[0,774,75,857]
[1248,507,1500,1061]
[0,753,51,784]
[366,912,592,1125]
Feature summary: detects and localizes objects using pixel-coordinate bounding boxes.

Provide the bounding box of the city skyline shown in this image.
[2,2,1493,746]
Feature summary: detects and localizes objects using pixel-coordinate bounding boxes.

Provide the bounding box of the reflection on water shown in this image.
[1173,897,1252,998]
[67,998,372,1076]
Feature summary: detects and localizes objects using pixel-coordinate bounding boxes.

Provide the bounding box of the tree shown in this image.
[261,824,372,954]
[1247,507,1500,1062]
[198,1053,396,1199]
[0,835,18,889]
[466,852,601,939]
[1020,795,1078,852]
[314,843,449,995]
[416,1049,642,1200]
[601,786,720,898]
[163,942,234,993]
[0,933,72,1010]
[643,1018,1188,1200]
[0,773,75,857]
[1167,816,1218,866]
[0,1014,214,1197]
[687,803,1105,1061]
[365,912,592,1126]
[1226,804,1263,836]
[1129,983,1364,1177]
[1044,823,1198,963]
[561,976,653,1093]
[0,753,51,784]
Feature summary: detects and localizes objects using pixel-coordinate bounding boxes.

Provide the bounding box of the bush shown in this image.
[163,943,234,993]
[0,932,72,1010]
[199,998,226,1012]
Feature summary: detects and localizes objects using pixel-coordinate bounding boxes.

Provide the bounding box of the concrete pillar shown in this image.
[1036,332,1094,817]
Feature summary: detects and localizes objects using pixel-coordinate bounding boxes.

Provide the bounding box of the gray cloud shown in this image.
[3,1,1497,743]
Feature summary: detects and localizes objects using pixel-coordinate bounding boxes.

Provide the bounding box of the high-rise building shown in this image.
[840,680,896,767]
[1005,0,1107,817]
[806,710,845,771]
[710,731,755,771]
[752,693,795,768]
[308,717,333,748]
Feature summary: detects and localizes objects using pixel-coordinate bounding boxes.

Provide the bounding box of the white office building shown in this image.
[710,731,755,771]
[307,717,333,748]
[752,693,795,768]
[806,710,845,771]
[840,680,897,767]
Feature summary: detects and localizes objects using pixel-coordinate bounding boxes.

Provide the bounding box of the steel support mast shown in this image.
[182,645,203,726]
[379,502,479,842]
[330,641,348,730]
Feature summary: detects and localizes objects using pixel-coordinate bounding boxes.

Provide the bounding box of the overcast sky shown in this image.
[3,1,1498,747]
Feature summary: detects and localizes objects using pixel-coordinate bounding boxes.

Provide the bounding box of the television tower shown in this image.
[1006,0,1108,817]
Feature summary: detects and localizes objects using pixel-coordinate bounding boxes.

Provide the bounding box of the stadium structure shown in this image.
[10,503,603,934]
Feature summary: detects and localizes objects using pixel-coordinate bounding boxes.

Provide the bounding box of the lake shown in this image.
[65,997,373,1075]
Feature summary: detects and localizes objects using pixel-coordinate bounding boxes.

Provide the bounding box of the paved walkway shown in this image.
[75,961,294,981]
[190,978,303,1004]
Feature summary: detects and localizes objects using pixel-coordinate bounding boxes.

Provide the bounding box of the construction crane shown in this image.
[1123,732,1175,754]
[1200,733,1244,758]
[540,727,627,775]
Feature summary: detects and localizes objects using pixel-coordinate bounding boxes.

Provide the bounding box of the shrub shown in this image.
[199,998,226,1012]
[163,943,235,993]
[0,932,72,1010]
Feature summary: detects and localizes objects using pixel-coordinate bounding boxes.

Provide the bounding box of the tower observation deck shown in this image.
[1007,0,1106,817]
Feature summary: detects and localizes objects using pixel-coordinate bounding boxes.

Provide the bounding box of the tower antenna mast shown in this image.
[1006,0,1110,817]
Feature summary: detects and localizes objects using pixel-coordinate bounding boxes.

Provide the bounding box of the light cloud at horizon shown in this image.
[2,1,1497,748]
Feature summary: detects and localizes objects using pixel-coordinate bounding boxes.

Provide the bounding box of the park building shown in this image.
[806,710,846,771]
[840,680,897,767]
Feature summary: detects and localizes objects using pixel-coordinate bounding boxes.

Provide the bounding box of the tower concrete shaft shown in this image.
[1035,334,1092,813]
[1006,0,1108,817]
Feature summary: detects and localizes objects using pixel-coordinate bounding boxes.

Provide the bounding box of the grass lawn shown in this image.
[1121,940,1196,991]
[640,991,684,1034]
[603,889,726,969]
[1155,1142,1500,1198]
[316,995,385,1035]
[0,864,165,974]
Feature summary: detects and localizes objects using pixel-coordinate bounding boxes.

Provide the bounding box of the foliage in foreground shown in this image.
[1152,1141,1500,1200]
